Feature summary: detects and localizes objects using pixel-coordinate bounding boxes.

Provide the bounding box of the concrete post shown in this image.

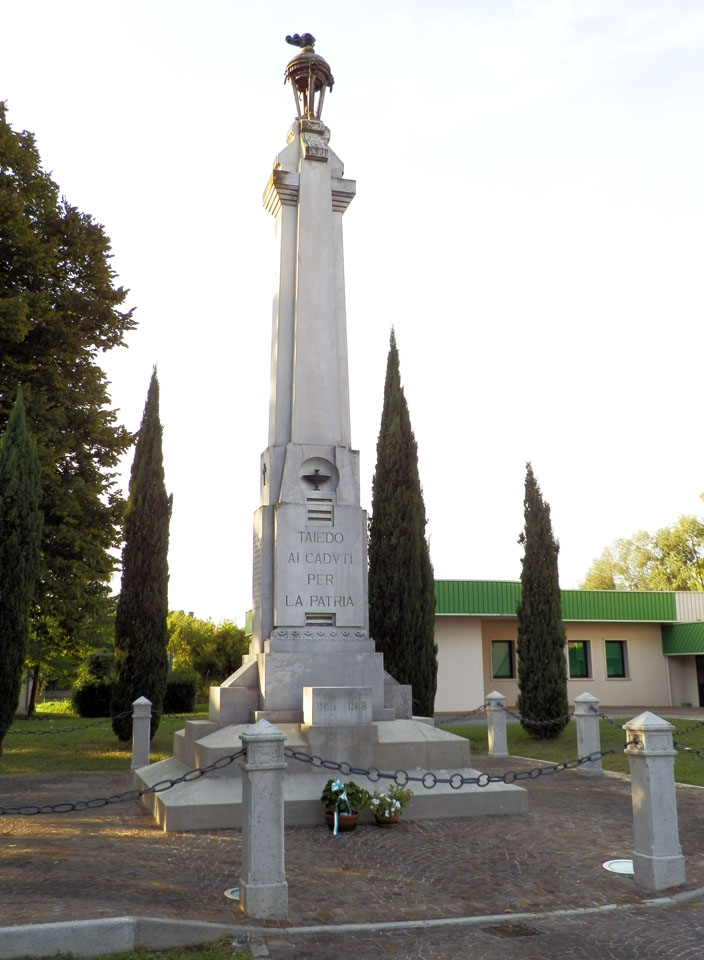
[486,691,509,758]
[574,692,602,776]
[239,718,288,920]
[131,697,152,771]
[623,711,686,891]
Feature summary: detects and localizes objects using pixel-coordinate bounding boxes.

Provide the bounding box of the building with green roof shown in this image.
[434,580,704,713]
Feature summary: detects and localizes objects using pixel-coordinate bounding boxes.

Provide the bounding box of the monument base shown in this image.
[134,717,527,831]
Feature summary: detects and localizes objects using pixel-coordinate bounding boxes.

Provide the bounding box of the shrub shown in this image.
[72,677,113,717]
[82,650,115,680]
[71,650,115,717]
[163,665,198,714]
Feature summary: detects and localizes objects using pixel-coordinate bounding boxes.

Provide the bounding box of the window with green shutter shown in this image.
[605,640,627,678]
[568,641,590,678]
[491,640,515,679]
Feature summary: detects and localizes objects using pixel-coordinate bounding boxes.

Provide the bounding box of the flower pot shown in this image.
[374,813,401,827]
[325,812,359,832]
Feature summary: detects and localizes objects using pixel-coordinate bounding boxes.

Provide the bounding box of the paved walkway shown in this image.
[1,753,704,958]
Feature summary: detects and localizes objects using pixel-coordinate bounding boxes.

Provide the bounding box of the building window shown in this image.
[492,640,515,679]
[605,640,628,678]
[568,641,591,679]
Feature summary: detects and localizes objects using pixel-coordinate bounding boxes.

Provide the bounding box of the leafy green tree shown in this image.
[168,611,248,695]
[516,463,569,740]
[0,390,42,752]
[111,370,172,741]
[582,516,704,591]
[368,329,437,716]
[0,102,135,698]
[24,601,117,711]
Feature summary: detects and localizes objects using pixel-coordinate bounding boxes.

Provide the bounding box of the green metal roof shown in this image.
[435,580,678,622]
[561,589,676,622]
[662,622,704,655]
[435,580,521,617]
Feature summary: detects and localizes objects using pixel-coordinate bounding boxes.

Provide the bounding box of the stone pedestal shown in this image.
[574,692,602,776]
[486,691,509,758]
[624,711,686,891]
[239,719,288,920]
[131,697,152,771]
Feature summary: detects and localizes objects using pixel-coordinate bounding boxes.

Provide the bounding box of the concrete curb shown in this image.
[2,887,704,960]
[0,917,241,960]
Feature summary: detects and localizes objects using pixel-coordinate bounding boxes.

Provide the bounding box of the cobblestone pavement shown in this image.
[1,755,704,958]
[261,905,704,959]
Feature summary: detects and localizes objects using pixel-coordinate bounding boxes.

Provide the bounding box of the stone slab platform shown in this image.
[136,760,527,832]
[174,717,474,773]
[136,715,525,830]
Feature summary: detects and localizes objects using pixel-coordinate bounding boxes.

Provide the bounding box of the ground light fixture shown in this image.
[602,859,634,875]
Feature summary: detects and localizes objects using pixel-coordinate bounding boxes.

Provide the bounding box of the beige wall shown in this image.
[668,656,700,707]
[434,616,674,710]
[434,617,485,712]
[561,621,670,707]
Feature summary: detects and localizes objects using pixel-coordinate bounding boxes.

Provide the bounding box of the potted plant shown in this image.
[321,778,372,834]
[370,783,413,826]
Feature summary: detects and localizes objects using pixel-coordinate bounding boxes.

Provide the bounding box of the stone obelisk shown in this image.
[136,37,527,830]
[246,33,387,720]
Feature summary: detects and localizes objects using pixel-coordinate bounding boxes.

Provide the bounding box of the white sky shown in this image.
[2,1,703,625]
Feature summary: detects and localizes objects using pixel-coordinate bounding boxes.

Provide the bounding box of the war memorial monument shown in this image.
[136,35,526,830]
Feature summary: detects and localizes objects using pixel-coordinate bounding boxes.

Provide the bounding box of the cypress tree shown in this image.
[516,463,569,739]
[111,370,172,741]
[369,329,437,716]
[0,390,42,753]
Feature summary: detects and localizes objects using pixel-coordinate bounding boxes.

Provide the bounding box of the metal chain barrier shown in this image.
[435,704,487,726]
[283,744,622,788]
[596,709,704,751]
[501,704,574,729]
[671,717,704,737]
[0,748,246,817]
[673,739,704,760]
[595,709,622,727]
[0,735,631,817]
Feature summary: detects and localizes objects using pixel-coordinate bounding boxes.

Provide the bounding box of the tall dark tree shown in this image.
[369,329,437,716]
[0,102,135,697]
[516,463,569,739]
[0,390,42,753]
[111,370,172,741]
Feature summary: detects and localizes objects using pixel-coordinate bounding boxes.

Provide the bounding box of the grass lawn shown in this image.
[441,718,704,786]
[0,703,209,775]
[88,944,248,960]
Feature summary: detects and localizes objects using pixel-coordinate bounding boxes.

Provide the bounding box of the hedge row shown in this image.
[71,665,199,718]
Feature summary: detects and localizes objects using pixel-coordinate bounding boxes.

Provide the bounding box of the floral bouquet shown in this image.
[370,784,413,823]
[321,778,371,835]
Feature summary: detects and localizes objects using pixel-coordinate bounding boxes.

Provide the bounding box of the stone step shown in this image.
[135,761,527,832]
[173,719,219,767]
[253,710,303,724]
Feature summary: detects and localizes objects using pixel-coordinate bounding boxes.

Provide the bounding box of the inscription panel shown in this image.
[274,504,365,628]
[302,686,373,726]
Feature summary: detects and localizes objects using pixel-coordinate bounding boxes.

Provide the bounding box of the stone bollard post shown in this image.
[574,692,602,776]
[486,691,509,758]
[239,718,288,920]
[131,697,152,771]
[623,711,686,891]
